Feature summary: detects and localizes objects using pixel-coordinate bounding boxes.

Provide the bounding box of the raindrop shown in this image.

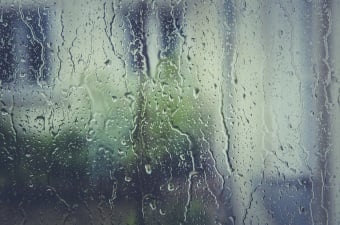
[159,209,166,216]
[180,154,185,161]
[278,29,284,37]
[121,140,127,146]
[1,108,8,116]
[149,201,156,210]
[104,59,112,66]
[112,96,118,102]
[193,87,200,99]
[145,164,152,175]
[125,176,132,182]
[117,148,125,155]
[228,216,235,224]
[86,129,95,142]
[299,206,305,214]
[167,183,174,191]
[28,181,34,188]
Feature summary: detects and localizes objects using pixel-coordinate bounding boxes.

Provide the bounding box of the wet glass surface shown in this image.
[0,0,340,224]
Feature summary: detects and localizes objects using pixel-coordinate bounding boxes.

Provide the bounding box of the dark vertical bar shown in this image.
[126,1,149,77]
[0,8,16,83]
[0,6,51,85]
[124,2,150,224]
[158,3,182,59]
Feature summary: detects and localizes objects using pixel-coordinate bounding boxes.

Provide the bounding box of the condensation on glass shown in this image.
[0,0,339,225]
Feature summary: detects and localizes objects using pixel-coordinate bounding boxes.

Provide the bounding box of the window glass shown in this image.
[0,1,339,225]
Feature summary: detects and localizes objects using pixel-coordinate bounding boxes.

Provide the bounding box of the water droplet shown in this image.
[104,59,112,66]
[145,164,152,175]
[167,183,174,191]
[299,206,305,214]
[112,96,118,102]
[86,129,95,142]
[149,201,156,210]
[228,216,235,224]
[193,87,200,99]
[1,108,8,116]
[159,208,166,216]
[180,154,185,161]
[121,140,127,146]
[278,29,284,37]
[125,176,132,182]
[117,148,125,155]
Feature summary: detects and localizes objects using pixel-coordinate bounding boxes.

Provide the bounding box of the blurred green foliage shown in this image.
[0,54,211,224]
